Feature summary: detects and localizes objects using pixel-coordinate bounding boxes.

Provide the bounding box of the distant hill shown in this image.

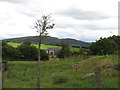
[5,36,91,47]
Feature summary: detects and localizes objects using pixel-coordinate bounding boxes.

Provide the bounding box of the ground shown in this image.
[2,55,119,88]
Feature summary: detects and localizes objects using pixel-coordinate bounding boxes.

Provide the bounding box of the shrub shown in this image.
[2,40,7,46]
[18,41,49,61]
[23,41,31,45]
[2,42,21,60]
[79,48,91,58]
[90,36,120,55]
[57,43,71,59]
[17,41,38,60]
[2,40,49,61]
[40,50,49,61]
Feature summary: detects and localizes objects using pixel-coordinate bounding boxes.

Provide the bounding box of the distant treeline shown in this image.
[2,35,119,61]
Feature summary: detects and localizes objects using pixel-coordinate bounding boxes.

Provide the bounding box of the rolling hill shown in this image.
[5,36,91,47]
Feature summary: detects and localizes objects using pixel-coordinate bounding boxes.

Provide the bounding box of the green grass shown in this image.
[8,42,22,48]
[32,43,60,50]
[3,55,119,88]
[3,61,37,88]
[8,42,80,52]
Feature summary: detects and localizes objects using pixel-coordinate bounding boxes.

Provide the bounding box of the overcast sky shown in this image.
[0,0,119,42]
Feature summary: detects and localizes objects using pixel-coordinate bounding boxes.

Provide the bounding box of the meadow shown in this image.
[3,55,119,88]
[8,42,80,52]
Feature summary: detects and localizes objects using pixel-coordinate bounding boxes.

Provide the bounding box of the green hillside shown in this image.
[3,55,119,88]
[8,42,80,52]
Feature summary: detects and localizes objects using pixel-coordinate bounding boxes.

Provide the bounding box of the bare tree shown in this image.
[34,14,55,88]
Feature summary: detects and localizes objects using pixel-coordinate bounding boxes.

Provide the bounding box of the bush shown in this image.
[18,41,49,61]
[90,39,114,55]
[23,41,31,45]
[2,41,21,60]
[90,36,120,55]
[57,43,71,59]
[2,40,7,46]
[40,50,49,61]
[17,41,38,60]
[2,40,49,61]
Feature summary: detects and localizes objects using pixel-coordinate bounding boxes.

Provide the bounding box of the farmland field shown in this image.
[8,42,80,52]
[3,55,119,88]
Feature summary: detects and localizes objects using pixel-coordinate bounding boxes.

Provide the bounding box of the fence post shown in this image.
[95,67,101,89]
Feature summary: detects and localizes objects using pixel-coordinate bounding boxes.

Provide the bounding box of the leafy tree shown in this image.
[40,50,49,61]
[57,43,71,59]
[34,14,55,88]
[79,48,91,58]
[2,40,7,46]
[90,36,119,55]
[23,41,31,45]
[108,35,120,52]
[2,40,21,60]
[17,41,38,60]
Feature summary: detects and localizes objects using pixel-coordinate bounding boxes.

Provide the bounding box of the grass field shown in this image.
[3,55,119,88]
[8,42,80,52]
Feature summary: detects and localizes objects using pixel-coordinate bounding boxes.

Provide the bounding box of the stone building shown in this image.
[46,48,59,57]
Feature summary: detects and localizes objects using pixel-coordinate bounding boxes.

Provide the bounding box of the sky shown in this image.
[0,0,119,42]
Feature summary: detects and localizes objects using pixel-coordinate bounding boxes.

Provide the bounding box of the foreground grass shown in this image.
[3,55,119,88]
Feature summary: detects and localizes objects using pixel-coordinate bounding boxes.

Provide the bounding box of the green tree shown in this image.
[2,40,21,60]
[40,50,49,61]
[108,35,120,52]
[57,43,71,59]
[2,40,7,46]
[79,48,91,58]
[17,41,38,60]
[23,41,31,45]
[90,37,115,55]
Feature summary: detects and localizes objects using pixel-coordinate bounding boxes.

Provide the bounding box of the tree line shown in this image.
[2,40,80,60]
[57,35,120,58]
[90,35,120,55]
[2,40,49,61]
[2,35,120,61]
[2,40,83,60]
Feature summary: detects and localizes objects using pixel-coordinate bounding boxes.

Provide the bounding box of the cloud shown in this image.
[48,28,118,42]
[0,0,28,3]
[0,0,118,42]
[56,8,110,20]
[83,22,117,30]
[54,15,117,32]
[83,24,117,30]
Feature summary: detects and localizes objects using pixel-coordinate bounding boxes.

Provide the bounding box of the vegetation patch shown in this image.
[2,55,119,88]
[53,75,69,84]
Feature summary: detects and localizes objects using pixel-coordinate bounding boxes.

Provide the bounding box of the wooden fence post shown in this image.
[95,67,101,89]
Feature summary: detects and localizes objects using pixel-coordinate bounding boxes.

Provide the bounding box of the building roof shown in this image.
[47,48,59,51]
